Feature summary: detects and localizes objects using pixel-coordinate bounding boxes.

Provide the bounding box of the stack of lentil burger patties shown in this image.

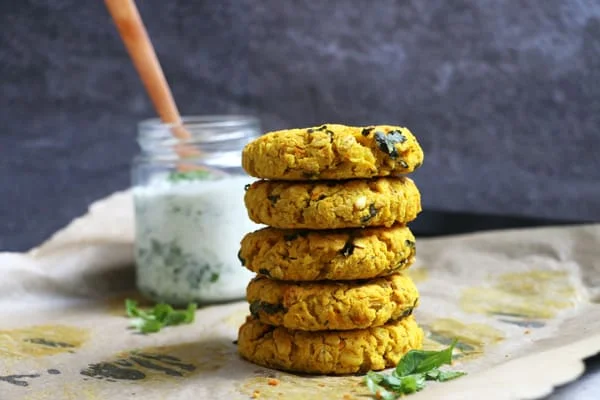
[237,124,425,374]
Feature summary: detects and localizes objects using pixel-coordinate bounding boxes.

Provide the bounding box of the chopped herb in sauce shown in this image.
[138,240,222,290]
[168,170,212,182]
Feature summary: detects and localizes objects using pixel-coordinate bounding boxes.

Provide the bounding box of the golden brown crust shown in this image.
[237,315,423,374]
[244,177,421,229]
[242,124,424,180]
[239,225,416,281]
[246,273,419,331]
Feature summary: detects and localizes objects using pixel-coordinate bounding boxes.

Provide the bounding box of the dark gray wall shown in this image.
[2,0,599,251]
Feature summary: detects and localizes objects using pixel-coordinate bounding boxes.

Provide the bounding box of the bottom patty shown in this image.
[247,273,419,331]
[237,315,423,375]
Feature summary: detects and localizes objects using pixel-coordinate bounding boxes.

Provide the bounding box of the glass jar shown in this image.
[132,115,262,306]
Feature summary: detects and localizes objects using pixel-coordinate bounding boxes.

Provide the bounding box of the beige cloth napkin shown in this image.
[0,191,599,400]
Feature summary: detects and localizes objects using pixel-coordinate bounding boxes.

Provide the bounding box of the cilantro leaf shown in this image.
[364,340,466,398]
[125,299,197,334]
[437,370,467,382]
[364,373,397,400]
[424,368,440,380]
[398,374,426,394]
[125,298,143,318]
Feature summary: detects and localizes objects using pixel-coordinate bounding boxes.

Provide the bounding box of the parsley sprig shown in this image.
[125,299,197,334]
[364,339,466,398]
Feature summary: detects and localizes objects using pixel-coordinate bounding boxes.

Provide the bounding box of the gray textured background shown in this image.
[2,0,600,251]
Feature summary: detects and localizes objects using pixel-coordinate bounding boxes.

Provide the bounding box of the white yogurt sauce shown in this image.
[133,175,260,305]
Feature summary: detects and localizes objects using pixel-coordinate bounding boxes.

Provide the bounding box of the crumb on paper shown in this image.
[268,378,280,386]
[318,383,326,387]
[342,394,353,400]
[524,330,531,335]
[251,389,260,399]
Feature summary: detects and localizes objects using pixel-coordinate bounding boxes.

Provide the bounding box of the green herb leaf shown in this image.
[424,368,440,380]
[395,339,457,376]
[125,299,142,318]
[437,370,467,382]
[364,373,397,400]
[398,374,426,394]
[366,371,384,385]
[125,299,197,334]
[168,170,212,182]
[364,340,466,398]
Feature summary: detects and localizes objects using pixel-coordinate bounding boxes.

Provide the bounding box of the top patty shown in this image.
[242,124,424,180]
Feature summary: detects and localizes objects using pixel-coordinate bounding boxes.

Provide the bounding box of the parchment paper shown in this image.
[1,191,599,400]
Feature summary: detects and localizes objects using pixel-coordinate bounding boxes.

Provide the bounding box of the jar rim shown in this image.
[138,115,260,146]
[139,115,259,131]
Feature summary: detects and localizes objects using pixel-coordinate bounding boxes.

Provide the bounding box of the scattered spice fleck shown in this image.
[267,378,280,386]
[251,389,261,399]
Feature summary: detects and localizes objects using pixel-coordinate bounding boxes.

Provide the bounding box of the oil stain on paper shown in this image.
[239,372,369,400]
[0,325,89,359]
[423,318,505,360]
[460,270,579,322]
[22,383,100,400]
[0,373,41,387]
[80,339,232,382]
